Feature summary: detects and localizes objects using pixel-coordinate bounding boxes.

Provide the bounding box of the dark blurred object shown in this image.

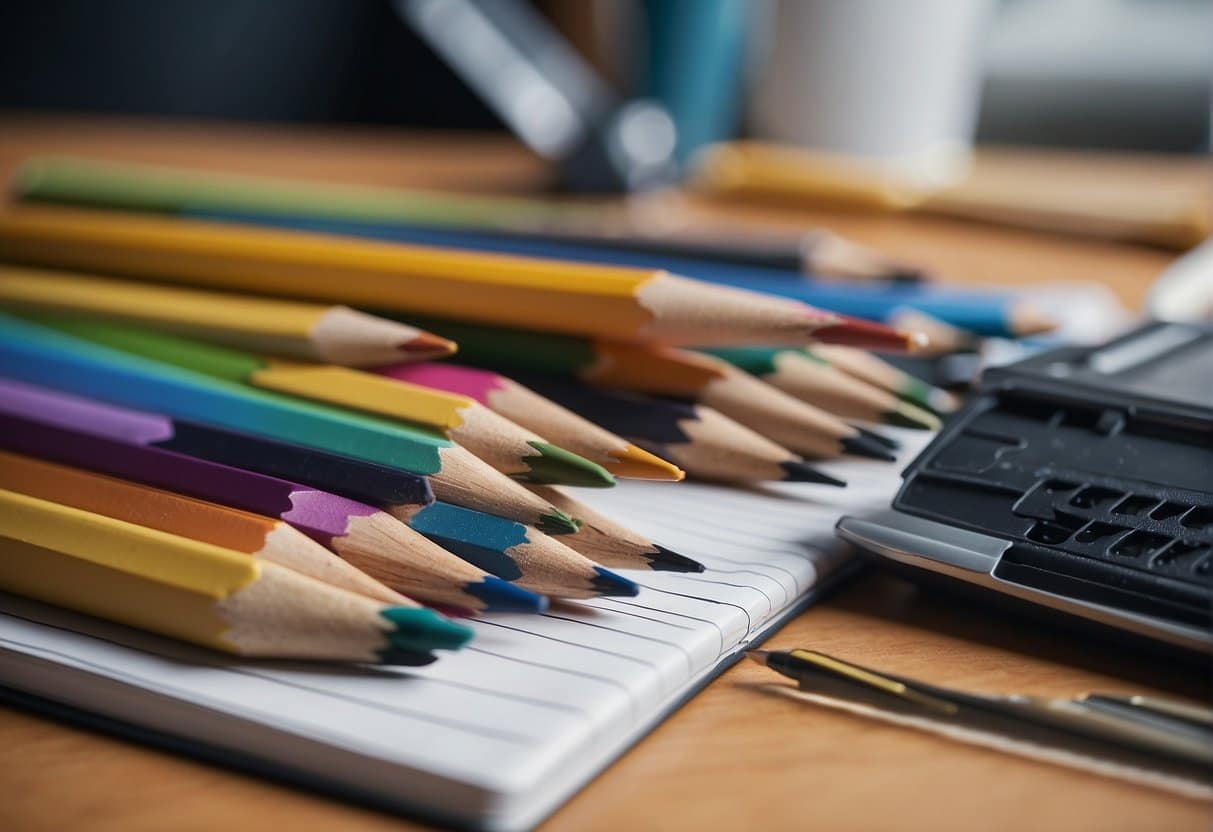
[0,0,499,127]
[639,0,747,163]
[395,0,678,192]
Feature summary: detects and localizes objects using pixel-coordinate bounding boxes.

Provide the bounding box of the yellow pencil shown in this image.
[0,449,411,606]
[0,206,915,349]
[0,489,473,662]
[0,265,455,364]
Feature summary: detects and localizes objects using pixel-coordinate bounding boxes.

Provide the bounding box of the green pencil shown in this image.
[701,346,940,430]
[16,156,601,229]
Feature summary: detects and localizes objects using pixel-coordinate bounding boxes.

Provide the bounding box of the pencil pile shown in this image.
[0,156,1005,666]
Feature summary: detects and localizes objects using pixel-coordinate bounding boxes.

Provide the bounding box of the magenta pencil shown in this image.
[375,363,686,481]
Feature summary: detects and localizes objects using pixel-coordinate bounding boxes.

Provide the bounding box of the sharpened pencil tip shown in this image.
[398,331,458,361]
[780,460,847,487]
[852,426,901,451]
[885,401,941,431]
[376,647,439,666]
[647,545,705,573]
[811,316,919,352]
[590,566,640,597]
[380,607,475,651]
[467,576,549,613]
[608,444,685,481]
[840,434,897,462]
[536,509,581,535]
[523,442,616,488]
[902,378,962,415]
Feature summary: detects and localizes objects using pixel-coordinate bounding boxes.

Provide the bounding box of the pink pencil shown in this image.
[374,363,685,482]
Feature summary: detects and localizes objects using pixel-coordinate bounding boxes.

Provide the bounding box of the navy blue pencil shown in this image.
[505,372,845,486]
[192,211,1054,338]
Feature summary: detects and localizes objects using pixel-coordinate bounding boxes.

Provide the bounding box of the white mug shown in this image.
[748,0,994,185]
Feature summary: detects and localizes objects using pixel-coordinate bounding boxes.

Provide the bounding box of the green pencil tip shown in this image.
[380,607,475,652]
[536,508,581,535]
[520,442,616,488]
[884,401,942,431]
[901,378,959,416]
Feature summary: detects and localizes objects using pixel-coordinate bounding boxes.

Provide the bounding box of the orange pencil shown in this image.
[0,449,410,605]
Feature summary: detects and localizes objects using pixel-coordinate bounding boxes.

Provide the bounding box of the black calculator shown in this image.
[838,322,1213,654]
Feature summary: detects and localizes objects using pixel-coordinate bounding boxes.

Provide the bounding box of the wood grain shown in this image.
[0,115,1208,832]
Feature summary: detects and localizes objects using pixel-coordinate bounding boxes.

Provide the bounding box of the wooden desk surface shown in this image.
[0,116,1208,832]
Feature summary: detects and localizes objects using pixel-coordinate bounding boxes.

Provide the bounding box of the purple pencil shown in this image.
[0,390,544,614]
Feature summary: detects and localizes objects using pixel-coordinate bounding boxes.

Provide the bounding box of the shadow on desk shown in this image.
[828,570,1210,699]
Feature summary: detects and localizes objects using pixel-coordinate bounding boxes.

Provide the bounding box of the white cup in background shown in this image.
[748,0,994,186]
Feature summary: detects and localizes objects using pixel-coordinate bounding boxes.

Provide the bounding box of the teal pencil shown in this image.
[398,501,638,600]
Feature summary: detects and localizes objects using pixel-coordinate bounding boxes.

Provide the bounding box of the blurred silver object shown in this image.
[396,0,678,192]
[1148,235,1213,322]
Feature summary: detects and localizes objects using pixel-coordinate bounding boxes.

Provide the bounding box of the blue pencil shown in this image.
[397,501,639,600]
[190,211,1055,338]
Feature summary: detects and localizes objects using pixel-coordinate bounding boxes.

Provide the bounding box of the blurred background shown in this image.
[2,0,1210,156]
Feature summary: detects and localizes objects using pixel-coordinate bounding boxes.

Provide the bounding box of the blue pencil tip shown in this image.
[468,576,549,613]
[590,566,640,597]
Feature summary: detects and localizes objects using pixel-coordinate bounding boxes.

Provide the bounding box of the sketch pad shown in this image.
[0,432,927,831]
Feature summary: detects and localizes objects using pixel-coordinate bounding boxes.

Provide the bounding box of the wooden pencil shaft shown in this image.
[0,450,411,606]
[0,265,449,365]
[0,206,845,345]
[15,157,925,279]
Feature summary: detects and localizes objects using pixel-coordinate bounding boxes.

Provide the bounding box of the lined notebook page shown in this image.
[0,431,930,832]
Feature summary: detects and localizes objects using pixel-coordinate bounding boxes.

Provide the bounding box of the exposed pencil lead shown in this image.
[647,545,706,574]
[590,567,640,597]
[376,647,439,667]
[852,426,901,451]
[840,435,897,462]
[780,460,847,487]
[465,576,548,613]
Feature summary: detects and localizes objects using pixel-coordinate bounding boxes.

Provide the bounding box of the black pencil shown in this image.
[510,373,846,486]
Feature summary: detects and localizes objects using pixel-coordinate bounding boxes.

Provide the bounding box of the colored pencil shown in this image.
[177,209,1037,339]
[15,156,926,281]
[31,315,614,488]
[0,314,579,533]
[526,486,705,573]
[886,307,981,357]
[394,501,638,600]
[808,344,962,415]
[702,347,941,431]
[0,205,917,349]
[0,449,411,607]
[0,406,545,614]
[0,266,454,364]
[15,155,595,229]
[510,373,845,485]
[190,209,933,349]
[0,489,471,662]
[395,318,895,461]
[0,376,432,507]
[423,225,927,282]
[375,362,685,482]
[0,378,616,600]
[693,141,1212,251]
